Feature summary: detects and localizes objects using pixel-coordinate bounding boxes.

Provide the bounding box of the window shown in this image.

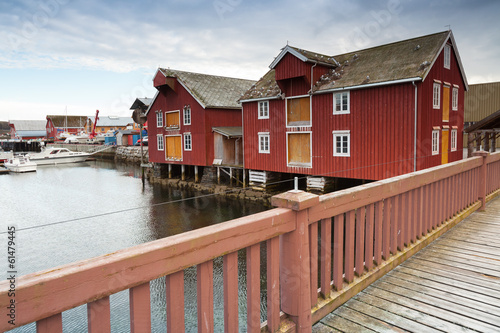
[452,87,458,111]
[444,44,451,69]
[258,101,269,119]
[165,111,180,129]
[258,132,270,153]
[183,105,191,125]
[433,83,441,109]
[165,135,182,161]
[451,129,457,151]
[333,131,350,156]
[333,91,350,114]
[184,133,192,151]
[156,111,163,127]
[157,134,164,151]
[432,130,439,155]
[286,96,311,127]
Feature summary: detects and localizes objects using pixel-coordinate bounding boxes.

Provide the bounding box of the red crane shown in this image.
[90,110,99,139]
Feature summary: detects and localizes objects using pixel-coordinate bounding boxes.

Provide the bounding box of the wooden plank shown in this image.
[431,243,500,261]
[166,271,185,333]
[365,285,499,332]
[87,296,111,333]
[320,312,375,333]
[247,244,261,332]
[36,314,62,333]
[333,215,344,291]
[266,237,280,332]
[320,218,332,298]
[310,222,319,306]
[372,281,500,330]
[390,195,399,254]
[344,211,355,283]
[353,291,471,333]
[333,304,407,333]
[382,198,390,260]
[312,321,343,333]
[419,246,500,268]
[381,274,500,316]
[223,252,238,333]
[365,204,374,271]
[432,238,500,257]
[373,201,382,265]
[345,298,442,333]
[129,282,151,333]
[197,261,214,333]
[416,249,500,274]
[355,207,366,276]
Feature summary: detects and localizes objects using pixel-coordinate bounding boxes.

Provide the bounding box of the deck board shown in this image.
[314,196,500,332]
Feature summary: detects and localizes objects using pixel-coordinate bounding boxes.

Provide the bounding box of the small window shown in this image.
[433,83,441,109]
[157,134,164,151]
[333,91,350,114]
[451,129,457,151]
[258,101,269,119]
[156,111,163,127]
[183,105,191,125]
[452,87,458,111]
[258,132,270,154]
[165,111,180,129]
[333,131,350,156]
[184,133,192,151]
[432,130,439,155]
[286,96,310,127]
[444,44,451,69]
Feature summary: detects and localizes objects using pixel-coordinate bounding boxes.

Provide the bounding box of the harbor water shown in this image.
[0,161,269,332]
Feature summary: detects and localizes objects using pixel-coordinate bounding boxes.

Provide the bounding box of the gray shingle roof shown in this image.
[241,31,466,101]
[9,120,46,131]
[158,68,255,109]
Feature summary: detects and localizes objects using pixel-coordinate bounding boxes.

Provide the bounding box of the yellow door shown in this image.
[441,129,449,164]
[443,86,450,122]
[166,136,182,160]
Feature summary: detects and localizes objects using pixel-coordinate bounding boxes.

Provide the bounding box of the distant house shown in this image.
[240,30,467,187]
[0,121,10,139]
[95,116,136,133]
[464,81,500,148]
[46,115,91,139]
[9,120,47,140]
[130,97,151,132]
[146,68,255,181]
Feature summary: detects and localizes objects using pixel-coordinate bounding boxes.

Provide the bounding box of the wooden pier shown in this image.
[314,196,500,333]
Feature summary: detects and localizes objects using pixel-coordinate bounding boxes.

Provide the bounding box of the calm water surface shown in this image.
[1,161,269,332]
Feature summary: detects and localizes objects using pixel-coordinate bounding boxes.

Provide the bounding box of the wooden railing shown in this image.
[1,151,499,332]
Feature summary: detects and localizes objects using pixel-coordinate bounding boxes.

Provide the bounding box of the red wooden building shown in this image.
[240,30,468,189]
[146,68,255,181]
[46,115,91,139]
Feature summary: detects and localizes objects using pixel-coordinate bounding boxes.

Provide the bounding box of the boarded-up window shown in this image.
[166,111,180,129]
[165,135,182,160]
[443,86,450,122]
[287,132,311,166]
[287,97,310,126]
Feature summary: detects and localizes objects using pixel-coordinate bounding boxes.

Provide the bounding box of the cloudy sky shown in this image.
[1,0,499,120]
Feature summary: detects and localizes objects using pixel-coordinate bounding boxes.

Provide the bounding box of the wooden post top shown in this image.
[271,190,319,211]
[473,150,489,157]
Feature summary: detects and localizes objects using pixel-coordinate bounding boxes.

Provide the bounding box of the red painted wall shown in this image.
[147,82,242,167]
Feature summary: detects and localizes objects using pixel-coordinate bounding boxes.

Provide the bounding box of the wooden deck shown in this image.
[313,195,500,333]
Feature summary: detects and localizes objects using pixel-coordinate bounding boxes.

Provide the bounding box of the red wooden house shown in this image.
[46,115,91,140]
[240,30,467,189]
[146,68,255,181]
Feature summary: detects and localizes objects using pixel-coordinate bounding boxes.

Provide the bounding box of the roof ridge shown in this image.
[159,68,256,82]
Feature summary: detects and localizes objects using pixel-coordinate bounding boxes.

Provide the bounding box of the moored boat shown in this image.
[0,149,13,163]
[27,146,90,165]
[4,156,37,173]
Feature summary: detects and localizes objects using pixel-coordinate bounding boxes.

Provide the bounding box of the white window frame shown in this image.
[332,130,351,157]
[333,91,350,114]
[258,101,269,119]
[451,129,457,152]
[157,134,164,151]
[258,132,270,154]
[183,133,192,151]
[433,83,441,109]
[444,44,451,69]
[183,105,191,125]
[156,110,163,127]
[432,130,439,155]
[452,87,458,111]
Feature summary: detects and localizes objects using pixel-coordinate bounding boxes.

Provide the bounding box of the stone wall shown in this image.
[115,146,149,164]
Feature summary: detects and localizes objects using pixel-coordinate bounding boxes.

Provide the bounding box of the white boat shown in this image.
[4,156,37,173]
[0,149,13,163]
[27,147,91,165]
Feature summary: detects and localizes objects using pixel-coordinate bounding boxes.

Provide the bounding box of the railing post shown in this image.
[272,190,319,332]
[473,151,489,210]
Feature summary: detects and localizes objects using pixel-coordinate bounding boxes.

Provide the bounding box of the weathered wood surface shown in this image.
[313,195,500,333]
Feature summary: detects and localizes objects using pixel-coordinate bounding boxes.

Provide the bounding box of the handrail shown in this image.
[0,151,499,332]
